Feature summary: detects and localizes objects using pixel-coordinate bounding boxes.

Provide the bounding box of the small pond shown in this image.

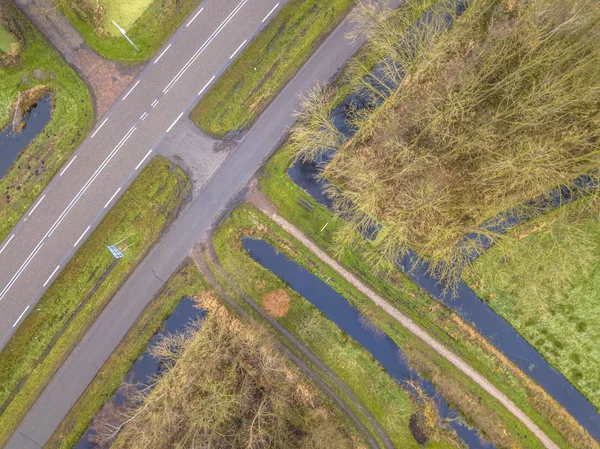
[244,238,495,449]
[75,296,205,448]
[0,94,52,180]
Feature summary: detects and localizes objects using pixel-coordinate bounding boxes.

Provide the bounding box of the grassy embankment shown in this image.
[260,147,596,449]
[190,0,354,138]
[0,1,93,243]
[0,156,191,447]
[62,0,201,63]
[467,200,600,410]
[50,260,366,449]
[213,204,556,449]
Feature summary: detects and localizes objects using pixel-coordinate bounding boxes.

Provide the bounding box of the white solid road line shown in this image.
[59,156,77,177]
[104,187,122,209]
[136,149,153,170]
[28,195,46,217]
[166,112,184,133]
[198,75,216,96]
[0,234,15,256]
[73,226,91,248]
[262,3,279,23]
[123,80,140,101]
[90,118,109,139]
[163,0,248,94]
[230,39,247,59]
[0,125,136,302]
[186,7,204,27]
[12,305,29,328]
[154,44,172,64]
[43,265,60,288]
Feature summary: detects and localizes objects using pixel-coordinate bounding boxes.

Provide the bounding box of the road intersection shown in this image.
[0,0,285,346]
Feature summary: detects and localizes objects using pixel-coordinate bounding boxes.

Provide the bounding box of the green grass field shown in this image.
[213,205,423,449]
[63,0,201,63]
[0,24,17,53]
[259,146,595,449]
[45,260,207,449]
[468,202,600,410]
[191,0,353,138]
[0,156,191,447]
[0,2,93,243]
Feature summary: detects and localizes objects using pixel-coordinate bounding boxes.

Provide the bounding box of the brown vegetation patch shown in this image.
[262,289,291,317]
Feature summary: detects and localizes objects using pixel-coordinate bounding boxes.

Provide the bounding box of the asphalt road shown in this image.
[0,0,288,346]
[5,4,370,448]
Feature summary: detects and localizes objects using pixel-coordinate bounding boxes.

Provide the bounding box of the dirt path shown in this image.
[245,182,560,449]
[194,242,395,449]
[13,0,140,119]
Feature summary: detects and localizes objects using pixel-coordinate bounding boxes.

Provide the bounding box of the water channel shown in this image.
[0,94,52,180]
[75,297,205,448]
[287,58,600,444]
[244,238,494,448]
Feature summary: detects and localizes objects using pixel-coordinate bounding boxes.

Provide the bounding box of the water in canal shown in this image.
[0,94,52,180]
[75,297,205,448]
[244,238,495,448]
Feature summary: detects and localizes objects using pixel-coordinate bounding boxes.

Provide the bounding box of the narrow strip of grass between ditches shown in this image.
[191,0,354,138]
[0,156,191,447]
[259,146,596,449]
[213,204,472,449]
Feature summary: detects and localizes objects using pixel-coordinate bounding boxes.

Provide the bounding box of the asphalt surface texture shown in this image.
[4,2,373,447]
[0,0,287,346]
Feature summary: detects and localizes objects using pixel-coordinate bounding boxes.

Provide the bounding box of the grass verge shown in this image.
[0,156,191,447]
[467,200,600,410]
[45,259,207,449]
[259,146,596,449]
[62,0,201,63]
[191,0,353,138]
[0,1,93,243]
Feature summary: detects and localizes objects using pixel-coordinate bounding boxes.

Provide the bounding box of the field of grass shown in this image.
[467,201,600,410]
[259,146,595,449]
[191,0,353,138]
[0,24,17,53]
[0,156,191,447]
[62,0,201,63]
[46,260,209,449]
[0,2,93,243]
